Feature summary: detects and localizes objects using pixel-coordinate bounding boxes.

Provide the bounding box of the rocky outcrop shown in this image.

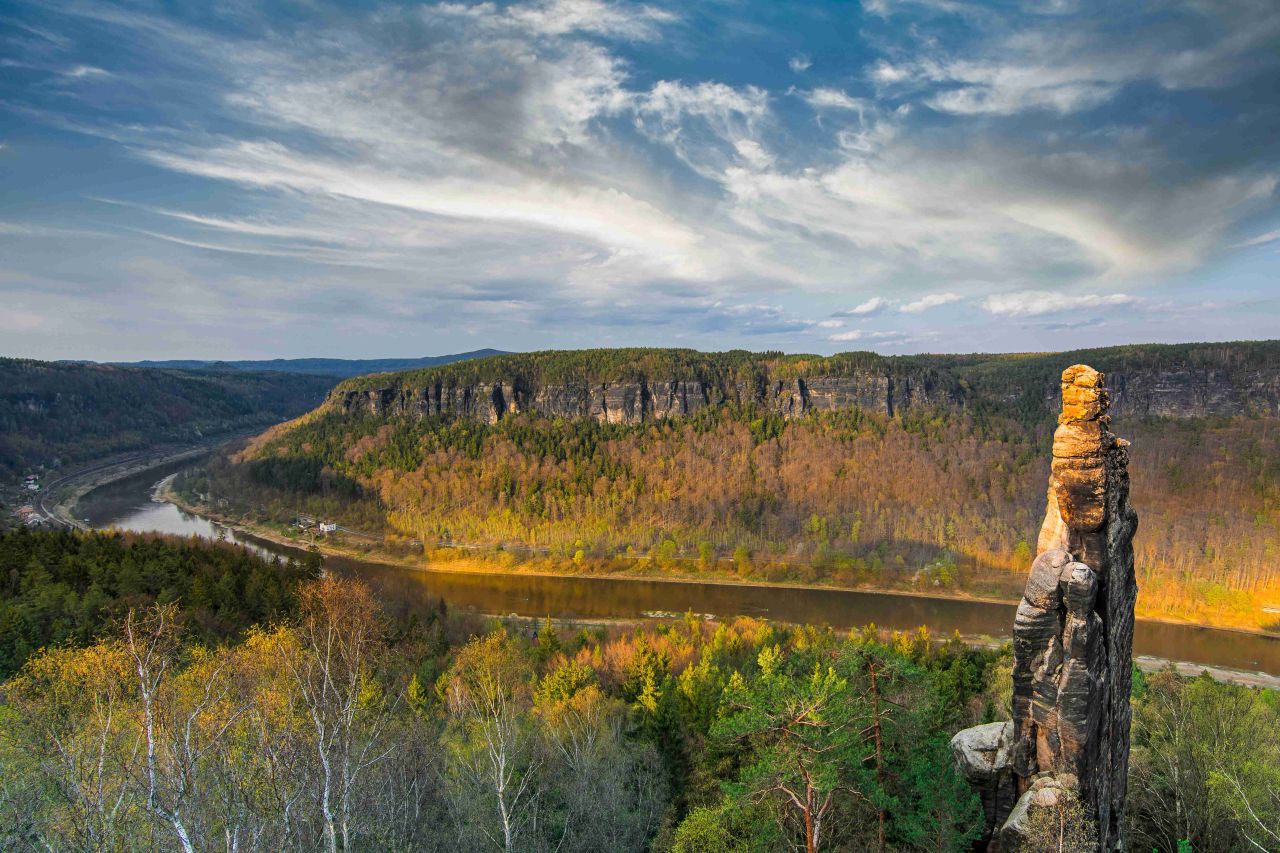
[952,721,1017,848]
[330,343,1280,428]
[335,371,955,424]
[953,365,1138,851]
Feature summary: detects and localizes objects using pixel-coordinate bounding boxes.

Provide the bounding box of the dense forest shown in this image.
[0,528,319,677]
[0,359,336,474]
[222,345,1280,630]
[332,340,1280,399]
[0,530,1275,851]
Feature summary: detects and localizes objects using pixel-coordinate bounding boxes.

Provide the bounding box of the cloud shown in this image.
[1235,229,1280,249]
[832,296,890,317]
[980,290,1136,317]
[1,0,1278,357]
[0,305,47,332]
[63,65,112,79]
[439,0,676,41]
[900,292,963,313]
[828,328,917,346]
[829,329,865,341]
[802,88,869,113]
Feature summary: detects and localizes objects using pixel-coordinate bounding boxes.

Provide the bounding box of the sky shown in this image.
[1,0,1278,361]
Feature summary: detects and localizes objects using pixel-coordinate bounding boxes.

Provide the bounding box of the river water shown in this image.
[78,462,1280,677]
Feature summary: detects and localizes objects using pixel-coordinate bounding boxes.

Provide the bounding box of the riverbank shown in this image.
[64,477,1273,687]
[163,488,1280,642]
[38,438,251,530]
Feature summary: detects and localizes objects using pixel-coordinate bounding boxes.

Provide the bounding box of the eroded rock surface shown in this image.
[953,364,1138,851]
[951,721,1017,848]
[336,370,958,424]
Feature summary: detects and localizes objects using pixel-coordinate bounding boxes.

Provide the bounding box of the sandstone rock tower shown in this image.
[952,365,1138,851]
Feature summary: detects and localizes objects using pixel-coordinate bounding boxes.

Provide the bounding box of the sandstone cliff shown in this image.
[952,365,1138,851]
[321,342,1280,427]
[333,370,952,424]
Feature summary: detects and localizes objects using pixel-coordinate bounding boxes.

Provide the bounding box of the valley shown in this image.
[207,343,1280,633]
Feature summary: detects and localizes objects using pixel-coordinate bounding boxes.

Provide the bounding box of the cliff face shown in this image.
[334,370,955,424]
[1057,365,1280,419]
[953,365,1138,851]
[325,342,1280,427]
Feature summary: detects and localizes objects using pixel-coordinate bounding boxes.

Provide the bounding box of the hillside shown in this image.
[0,359,335,474]
[225,342,1280,629]
[112,348,508,378]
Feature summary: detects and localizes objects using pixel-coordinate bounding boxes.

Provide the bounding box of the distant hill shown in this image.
[112,349,509,378]
[0,359,336,474]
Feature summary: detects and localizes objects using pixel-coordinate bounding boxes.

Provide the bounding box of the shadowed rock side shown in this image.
[327,343,1280,427]
[953,365,1138,851]
[335,372,951,424]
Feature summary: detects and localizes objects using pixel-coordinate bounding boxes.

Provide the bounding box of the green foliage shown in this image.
[1128,670,1280,852]
[0,358,334,474]
[0,528,317,676]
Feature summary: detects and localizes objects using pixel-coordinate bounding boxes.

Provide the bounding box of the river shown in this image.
[77,461,1280,678]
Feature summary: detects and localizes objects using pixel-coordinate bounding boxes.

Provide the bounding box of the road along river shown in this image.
[78,462,1280,685]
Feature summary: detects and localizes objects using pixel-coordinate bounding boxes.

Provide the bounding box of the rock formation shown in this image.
[329,343,1280,428]
[335,371,952,425]
[952,365,1138,851]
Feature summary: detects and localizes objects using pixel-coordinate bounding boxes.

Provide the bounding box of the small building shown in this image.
[318,521,338,534]
[15,506,42,526]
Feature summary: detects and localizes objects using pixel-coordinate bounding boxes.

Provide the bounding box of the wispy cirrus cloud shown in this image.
[1235,229,1280,249]
[0,0,1277,359]
[981,291,1136,317]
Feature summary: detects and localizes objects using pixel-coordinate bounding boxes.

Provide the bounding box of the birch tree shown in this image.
[442,630,541,852]
[286,578,395,853]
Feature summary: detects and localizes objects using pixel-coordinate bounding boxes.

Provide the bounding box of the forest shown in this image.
[220,385,1280,630]
[0,528,320,677]
[0,358,335,475]
[0,530,1276,852]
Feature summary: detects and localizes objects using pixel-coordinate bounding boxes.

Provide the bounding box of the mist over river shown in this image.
[77,462,1280,679]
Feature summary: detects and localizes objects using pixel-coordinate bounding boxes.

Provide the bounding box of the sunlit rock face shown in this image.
[954,364,1138,851]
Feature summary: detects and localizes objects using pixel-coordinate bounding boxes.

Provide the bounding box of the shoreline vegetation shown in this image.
[159,484,1280,644]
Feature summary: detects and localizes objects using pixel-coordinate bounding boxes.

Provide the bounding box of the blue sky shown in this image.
[2,0,1278,360]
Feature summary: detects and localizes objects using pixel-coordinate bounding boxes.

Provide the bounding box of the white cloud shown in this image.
[849,296,888,315]
[438,0,676,41]
[815,318,844,328]
[64,65,111,79]
[1234,229,1280,248]
[802,88,869,113]
[829,329,864,341]
[789,54,812,72]
[900,292,963,313]
[828,328,917,346]
[981,290,1136,317]
[638,80,768,123]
